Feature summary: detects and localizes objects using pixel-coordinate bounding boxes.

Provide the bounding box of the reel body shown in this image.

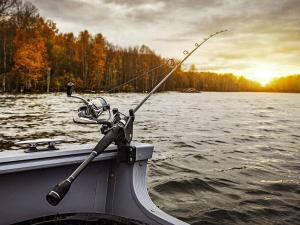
[67,83,111,124]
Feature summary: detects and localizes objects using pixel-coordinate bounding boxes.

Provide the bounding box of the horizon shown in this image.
[29,0,300,85]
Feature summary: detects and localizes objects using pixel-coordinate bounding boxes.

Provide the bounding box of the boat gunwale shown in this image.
[0,142,153,174]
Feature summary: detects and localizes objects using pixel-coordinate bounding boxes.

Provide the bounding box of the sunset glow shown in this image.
[239,64,280,85]
[251,70,277,86]
[29,0,300,85]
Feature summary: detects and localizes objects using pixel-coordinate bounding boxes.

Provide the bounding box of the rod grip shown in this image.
[94,126,120,154]
[46,125,121,206]
[46,179,71,206]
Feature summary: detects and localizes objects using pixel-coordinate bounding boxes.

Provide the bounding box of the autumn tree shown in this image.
[88,33,105,90]
[76,30,90,88]
[1,0,297,93]
[0,0,17,91]
[267,75,300,92]
[13,29,47,91]
[13,1,38,29]
[0,0,17,18]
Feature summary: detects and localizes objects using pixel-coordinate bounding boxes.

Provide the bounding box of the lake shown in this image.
[0,92,299,224]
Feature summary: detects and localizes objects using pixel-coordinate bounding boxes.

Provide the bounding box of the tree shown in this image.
[0,0,17,19]
[1,0,297,93]
[14,29,47,91]
[267,75,300,92]
[13,0,38,29]
[0,0,17,91]
[76,30,90,88]
[88,33,105,90]
[189,64,197,72]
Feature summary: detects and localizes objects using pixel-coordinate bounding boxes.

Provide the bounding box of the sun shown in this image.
[251,70,277,86]
[246,64,279,86]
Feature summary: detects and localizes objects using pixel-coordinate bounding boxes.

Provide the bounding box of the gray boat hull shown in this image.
[0,142,188,225]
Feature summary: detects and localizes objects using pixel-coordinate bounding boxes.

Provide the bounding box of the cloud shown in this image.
[29,0,300,82]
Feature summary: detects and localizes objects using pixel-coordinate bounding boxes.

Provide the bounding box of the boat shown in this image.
[0,85,190,225]
[0,140,187,225]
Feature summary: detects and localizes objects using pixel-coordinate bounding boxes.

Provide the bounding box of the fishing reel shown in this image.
[67,82,111,125]
[46,83,134,206]
[66,82,133,139]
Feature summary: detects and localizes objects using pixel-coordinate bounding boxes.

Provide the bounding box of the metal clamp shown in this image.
[117,145,136,165]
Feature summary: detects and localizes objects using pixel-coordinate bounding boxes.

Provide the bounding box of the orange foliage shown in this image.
[267,75,300,92]
[52,72,83,92]
[88,34,106,90]
[14,29,47,82]
[0,0,298,93]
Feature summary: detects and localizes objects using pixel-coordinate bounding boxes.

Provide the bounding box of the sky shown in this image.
[30,0,300,85]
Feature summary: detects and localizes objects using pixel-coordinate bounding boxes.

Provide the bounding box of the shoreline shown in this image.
[0,90,299,95]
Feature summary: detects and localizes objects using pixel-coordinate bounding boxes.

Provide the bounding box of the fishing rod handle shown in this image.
[69,125,121,181]
[46,125,121,206]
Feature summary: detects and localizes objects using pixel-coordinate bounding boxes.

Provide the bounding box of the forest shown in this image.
[0,0,299,93]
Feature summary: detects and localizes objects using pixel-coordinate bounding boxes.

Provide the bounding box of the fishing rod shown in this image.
[46,30,228,206]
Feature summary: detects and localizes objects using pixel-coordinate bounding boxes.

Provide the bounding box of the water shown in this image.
[0,92,299,224]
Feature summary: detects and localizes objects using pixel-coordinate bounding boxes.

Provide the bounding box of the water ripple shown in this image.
[0,92,299,224]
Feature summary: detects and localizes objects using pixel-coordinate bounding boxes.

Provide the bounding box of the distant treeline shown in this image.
[266,75,300,93]
[0,0,299,93]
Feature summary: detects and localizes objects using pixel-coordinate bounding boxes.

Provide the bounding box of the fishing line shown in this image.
[106,59,175,93]
[133,30,228,113]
